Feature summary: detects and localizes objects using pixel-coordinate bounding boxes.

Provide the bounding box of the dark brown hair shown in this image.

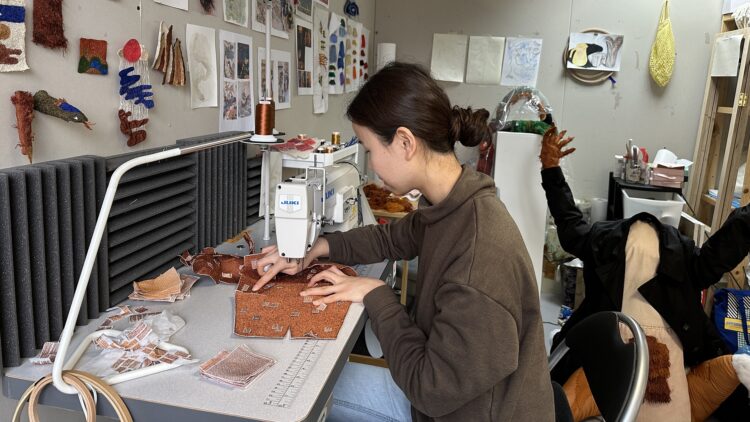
[347,62,491,153]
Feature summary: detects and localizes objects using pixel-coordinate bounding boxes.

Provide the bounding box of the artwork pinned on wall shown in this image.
[224,0,249,27]
[344,19,361,93]
[312,6,329,114]
[33,0,68,50]
[219,30,254,132]
[252,0,293,39]
[258,47,291,109]
[34,90,93,129]
[10,90,34,163]
[327,12,345,95]
[360,26,369,83]
[118,39,154,146]
[0,0,29,72]
[314,0,328,8]
[296,18,313,96]
[501,37,542,87]
[153,0,188,11]
[186,24,218,108]
[295,0,312,21]
[465,36,504,85]
[153,22,186,86]
[566,32,624,72]
[430,33,468,83]
[78,38,108,75]
[199,0,215,14]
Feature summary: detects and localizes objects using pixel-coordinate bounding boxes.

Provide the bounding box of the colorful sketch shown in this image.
[327,12,345,94]
[219,30,253,132]
[566,32,624,71]
[252,0,292,39]
[501,37,542,87]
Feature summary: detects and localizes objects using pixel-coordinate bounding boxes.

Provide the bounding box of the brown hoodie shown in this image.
[325,166,554,421]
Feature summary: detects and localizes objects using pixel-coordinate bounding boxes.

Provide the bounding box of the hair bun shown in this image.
[450,106,491,148]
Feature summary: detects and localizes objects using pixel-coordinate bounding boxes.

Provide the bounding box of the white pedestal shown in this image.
[493,132,546,292]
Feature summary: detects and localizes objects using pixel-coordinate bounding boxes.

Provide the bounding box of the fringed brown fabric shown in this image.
[32,0,68,50]
[199,0,215,14]
[630,335,672,403]
[170,39,186,86]
[10,91,34,163]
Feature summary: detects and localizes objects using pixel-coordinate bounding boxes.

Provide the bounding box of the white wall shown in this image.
[0,0,374,169]
[374,0,723,199]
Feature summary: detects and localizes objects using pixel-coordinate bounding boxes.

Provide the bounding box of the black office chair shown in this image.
[549,311,649,422]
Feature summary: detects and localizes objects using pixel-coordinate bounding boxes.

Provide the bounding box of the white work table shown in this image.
[3,229,394,421]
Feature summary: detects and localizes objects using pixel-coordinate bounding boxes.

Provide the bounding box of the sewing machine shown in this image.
[274,144,363,259]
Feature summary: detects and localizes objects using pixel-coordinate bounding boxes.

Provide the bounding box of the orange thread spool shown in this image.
[255,100,276,136]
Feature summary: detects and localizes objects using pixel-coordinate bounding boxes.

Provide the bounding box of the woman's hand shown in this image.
[252,238,330,291]
[252,245,306,291]
[540,125,575,169]
[301,266,385,305]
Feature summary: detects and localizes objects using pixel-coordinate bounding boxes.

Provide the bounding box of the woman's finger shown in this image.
[261,245,277,254]
[327,266,345,276]
[313,293,344,306]
[253,262,290,291]
[309,269,344,286]
[301,284,340,297]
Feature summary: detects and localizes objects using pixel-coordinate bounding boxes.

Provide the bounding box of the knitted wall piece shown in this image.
[10,91,34,162]
[78,38,108,75]
[33,90,93,129]
[118,40,153,146]
[0,0,29,72]
[32,0,67,50]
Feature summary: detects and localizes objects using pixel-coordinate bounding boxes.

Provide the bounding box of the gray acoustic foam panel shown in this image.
[176,132,248,251]
[0,156,107,368]
[106,146,197,306]
[247,156,262,226]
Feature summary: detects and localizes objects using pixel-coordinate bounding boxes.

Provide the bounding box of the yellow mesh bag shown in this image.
[649,0,675,87]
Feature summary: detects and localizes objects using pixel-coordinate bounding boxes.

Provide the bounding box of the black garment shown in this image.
[542,166,750,381]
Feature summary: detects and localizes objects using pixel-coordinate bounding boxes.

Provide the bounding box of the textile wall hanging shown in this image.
[10,91,34,162]
[33,90,93,129]
[0,0,29,72]
[153,22,186,85]
[33,0,67,50]
[118,39,154,146]
[78,38,108,75]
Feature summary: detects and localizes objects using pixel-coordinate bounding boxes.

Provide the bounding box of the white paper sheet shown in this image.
[219,30,254,132]
[258,47,292,110]
[296,18,314,96]
[430,33,468,82]
[186,24,218,108]
[501,37,542,87]
[312,7,330,113]
[296,0,313,21]
[465,36,505,85]
[376,43,396,71]
[314,0,329,8]
[153,0,188,11]
[252,0,292,39]
[711,34,743,77]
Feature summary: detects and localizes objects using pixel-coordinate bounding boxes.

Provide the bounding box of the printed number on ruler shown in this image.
[264,340,326,408]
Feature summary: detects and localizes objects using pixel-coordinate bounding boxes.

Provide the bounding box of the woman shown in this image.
[254,62,554,421]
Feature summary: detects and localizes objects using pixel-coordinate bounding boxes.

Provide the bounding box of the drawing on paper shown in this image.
[223,81,238,120]
[501,37,542,87]
[223,40,236,79]
[238,42,250,79]
[186,25,218,108]
[224,0,249,27]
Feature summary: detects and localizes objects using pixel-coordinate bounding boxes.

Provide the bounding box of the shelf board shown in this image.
[717,106,734,115]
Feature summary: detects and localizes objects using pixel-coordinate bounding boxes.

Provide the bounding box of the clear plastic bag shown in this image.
[493,86,554,133]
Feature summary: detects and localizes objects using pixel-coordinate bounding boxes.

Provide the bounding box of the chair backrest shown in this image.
[548,311,649,422]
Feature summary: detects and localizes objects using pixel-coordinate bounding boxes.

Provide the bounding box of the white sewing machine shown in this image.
[274,144,364,259]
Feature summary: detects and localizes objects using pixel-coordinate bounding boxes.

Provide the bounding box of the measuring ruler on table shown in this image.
[264,339,326,408]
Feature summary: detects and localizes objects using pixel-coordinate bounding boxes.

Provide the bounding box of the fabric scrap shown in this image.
[30,341,59,365]
[199,344,275,388]
[10,90,34,163]
[32,0,67,50]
